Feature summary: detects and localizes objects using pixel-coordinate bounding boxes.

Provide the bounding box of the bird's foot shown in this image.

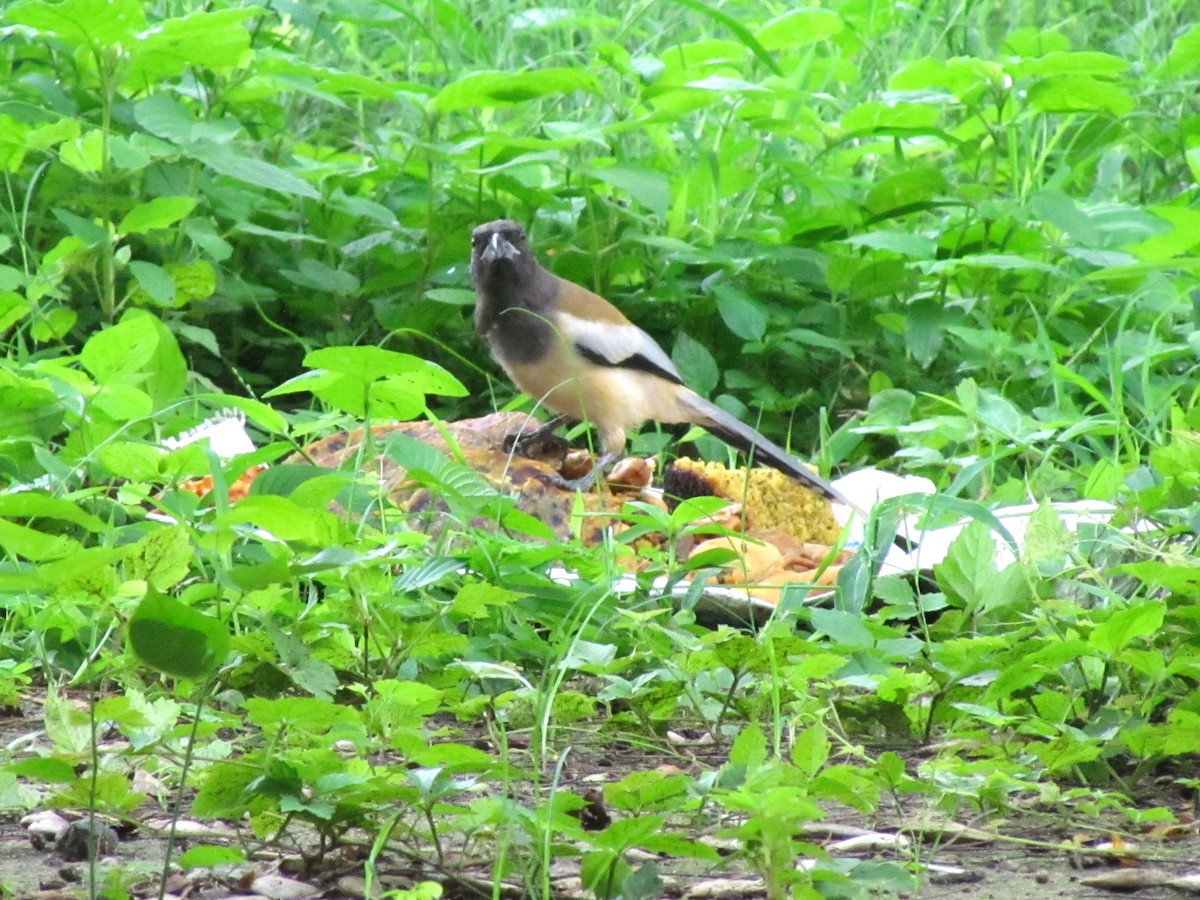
[503,416,568,458]
[548,452,615,492]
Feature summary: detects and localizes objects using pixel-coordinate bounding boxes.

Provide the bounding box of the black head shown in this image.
[470,219,538,290]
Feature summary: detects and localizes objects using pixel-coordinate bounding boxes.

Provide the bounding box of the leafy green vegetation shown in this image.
[1,0,1199,897]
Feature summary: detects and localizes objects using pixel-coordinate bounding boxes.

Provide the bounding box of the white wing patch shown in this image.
[557,312,682,383]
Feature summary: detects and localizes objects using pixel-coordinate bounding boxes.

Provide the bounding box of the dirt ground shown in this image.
[1,698,1195,900]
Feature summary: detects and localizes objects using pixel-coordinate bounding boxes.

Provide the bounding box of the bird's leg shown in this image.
[503,414,569,457]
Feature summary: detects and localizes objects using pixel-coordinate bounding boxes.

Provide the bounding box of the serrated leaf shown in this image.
[728,721,766,768]
[1090,601,1165,655]
[932,520,997,613]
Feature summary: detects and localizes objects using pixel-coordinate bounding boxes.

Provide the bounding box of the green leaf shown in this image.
[281,259,360,295]
[809,608,875,647]
[671,332,719,395]
[6,0,146,50]
[188,141,320,199]
[430,68,601,112]
[585,165,669,217]
[864,167,948,216]
[125,525,193,591]
[665,0,782,76]
[1026,75,1134,115]
[1010,50,1130,78]
[712,284,766,342]
[80,310,187,410]
[755,8,842,50]
[6,757,78,783]
[128,588,230,679]
[842,101,940,132]
[119,197,197,236]
[0,492,105,531]
[177,845,246,871]
[790,725,830,777]
[728,721,766,768]
[932,520,997,614]
[904,297,946,368]
[1090,601,1165,656]
[215,496,340,545]
[845,230,937,259]
[123,8,254,86]
[1161,24,1200,77]
[128,261,176,306]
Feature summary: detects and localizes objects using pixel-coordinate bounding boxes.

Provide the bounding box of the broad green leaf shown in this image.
[842,101,940,132]
[6,0,146,50]
[728,721,766,768]
[1009,50,1130,78]
[1026,75,1134,115]
[451,582,519,619]
[932,520,997,614]
[1161,24,1200,77]
[904,297,946,368]
[133,94,196,145]
[671,332,719,395]
[215,496,341,545]
[0,382,64,440]
[80,311,186,409]
[280,259,360,294]
[712,284,766,342]
[809,607,875,646]
[58,131,106,174]
[864,167,947,216]
[188,141,320,199]
[0,493,105,531]
[845,230,937,260]
[430,68,601,112]
[664,0,782,75]
[1090,601,1165,655]
[52,209,107,245]
[7,757,77,783]
[128,588,230,679]
[125,525,193,590]
[119,197,197,236]
[424,288,476,306]
[243,696,363,736]
[123,8,254,87]
[790,725,830,777]
[755,8,842,50]
[1001,28,1071,57]
[585,165,669,216]
[128,261,175,306]
[177,846,246,870]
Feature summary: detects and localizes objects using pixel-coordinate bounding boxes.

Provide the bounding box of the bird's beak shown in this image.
[481,232,520,263]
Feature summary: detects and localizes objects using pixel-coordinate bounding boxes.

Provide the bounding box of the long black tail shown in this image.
[680,391,863,514]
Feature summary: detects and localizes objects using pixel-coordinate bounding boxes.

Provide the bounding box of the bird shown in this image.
[469,218,861,512]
